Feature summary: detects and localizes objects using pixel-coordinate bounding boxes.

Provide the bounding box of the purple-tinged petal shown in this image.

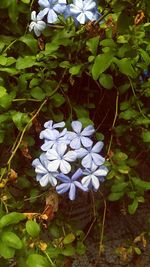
[57,143,67,157]
[57,173,70,182]
[91,175,99,190]
[39,128,58,140]
[81,125,95,136]
[44,120,53,128]
[84,0,96,10]
[38,0,50,8]
[77,13,86,24]
[81,175,91,188]
[39,174,49,186]
[81,136,93,148]
[41,141,55,151]
[53,3,66,13]
[71,121,82,133]
[94,166,108,176]
[71,168,83,181]
[38,8,49,19]
[46,149,58,160]
[74,181,89,191]
[69,183,76,200]
[56,183,70,194]
[60,160,71,174]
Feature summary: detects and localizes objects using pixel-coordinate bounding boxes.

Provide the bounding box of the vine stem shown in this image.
[107,90,119,156]
[7,69,67,171]
[3,39,17,54]
[44,251,56,267]
[99,192,107,256]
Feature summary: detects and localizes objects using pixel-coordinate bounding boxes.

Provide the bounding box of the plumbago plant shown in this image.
[0,0,150,266]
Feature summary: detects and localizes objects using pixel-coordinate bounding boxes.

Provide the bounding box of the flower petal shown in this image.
[75,147,87,158]
[91,175,99,190]
[39,174,49,186]
[38,8,49,19]
[74,181,88,191]
[57,143,67,157]
[38,0,50,8]
[84,0,96,10]
[46,149,59,160]
[71,168,83,181]
[47,9,58,23]
[70,137,81,149]
[60,160,71,174]
[64,151,77,162]
[81,136,93,148]
[69,183,76,200]
[81,125,95,136]
[31,11,36,21]
[57,173,70,182]
[71,121,82,133]
[47,159,60,172]
[56,183,70,194]
[81,154,92,168]
[39,129,58,140]
[53,3,66,13]
[92,141,103,153]
[77,13,86,24]
[92,153,105,166]
[94,166,108,176]
[81,175,91,188]
[70,4,81,14]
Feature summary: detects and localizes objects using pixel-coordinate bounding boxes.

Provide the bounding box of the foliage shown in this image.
[0,0,150,265]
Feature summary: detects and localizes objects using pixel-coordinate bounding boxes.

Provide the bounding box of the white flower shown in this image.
[81,164,108,191]
[70,0,96,24]
[32,153,58,186]
[76,141,105,168]
[67,121,95,149]
[46,143,77,174]
[29,11,46,37]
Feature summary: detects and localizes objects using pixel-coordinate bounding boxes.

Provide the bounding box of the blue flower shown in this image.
[32,153,58,186]
[69,0,97,24]
[29,11,46,37]
[40,128,69,151]
[38,0,67,23]
[56,168,88,200]
[46,143,77,174]
[81,164,108,191]
[67,121,95,149]
[76,141,105,169]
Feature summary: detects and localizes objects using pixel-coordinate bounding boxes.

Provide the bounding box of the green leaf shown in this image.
[86,36,100,55]
[132,177,150,190]
[51,93,65,107]
[26,220,40,238]
[16,56,36,69]
[30,87,45,100]
[111,182,128,193]
[19,34,38,53]
[113,152,128,161]
[76,241,86,255]
[63,233,75,244]
[113,58,136,78]
[0,56,7,66]
[0,94,12,109]
[0,241,15,259]
[1,231,23,249]
[26,254,49,267]
[12,112,30,131]
[99,73,114,89]
[134,247,141,255]
[0,0,12,8]
[0,86,7,97]
[49,225,60,238]
[119,109,138,120]
[92,53,114,80]
[128,199,138,214]
[69,64,82,75]
[0,212,25,228]
[100,39,116,48]
[8,0,19,23]
[61,245,76,256]
[118,165,130,174]
[141,131,150,142]
[108,192,124,201]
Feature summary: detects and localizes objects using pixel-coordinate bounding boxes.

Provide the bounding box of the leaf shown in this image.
[128,199,138,214]
[0,94,12,109]
[1,231,23,249]
[19,34,38,53]
[0,212,25,228]
[0,86,7,97]
[16,56,36,69]
[30,87,45,100]
[26,220,40,238]
[113,58,136,78]
[63,233,75,245]
[134,247,141,255]
[118,165,130,174]
[69,64,82,75]
[0,55,7,66]
[132,177,150,190]
[113,152,128,161]
[12,112,30,131]
[8,0,19,23]
[61,245,76,256]
[26,254,49,267]
[141,131,150,142]
[92,53,114,80]
[111,182,128,193]
[99,73,114,89]
[0,241,15,259]
[108,192,124,201]
[86,36,100,55]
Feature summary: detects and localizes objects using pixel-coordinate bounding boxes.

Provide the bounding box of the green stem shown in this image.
[107,91,119,156]
[3,39,17,54]
[44,251,56,267]
[12,98,41,102]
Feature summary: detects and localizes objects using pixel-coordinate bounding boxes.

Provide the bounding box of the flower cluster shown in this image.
[29,0,101,36]
[32,120,108,200]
